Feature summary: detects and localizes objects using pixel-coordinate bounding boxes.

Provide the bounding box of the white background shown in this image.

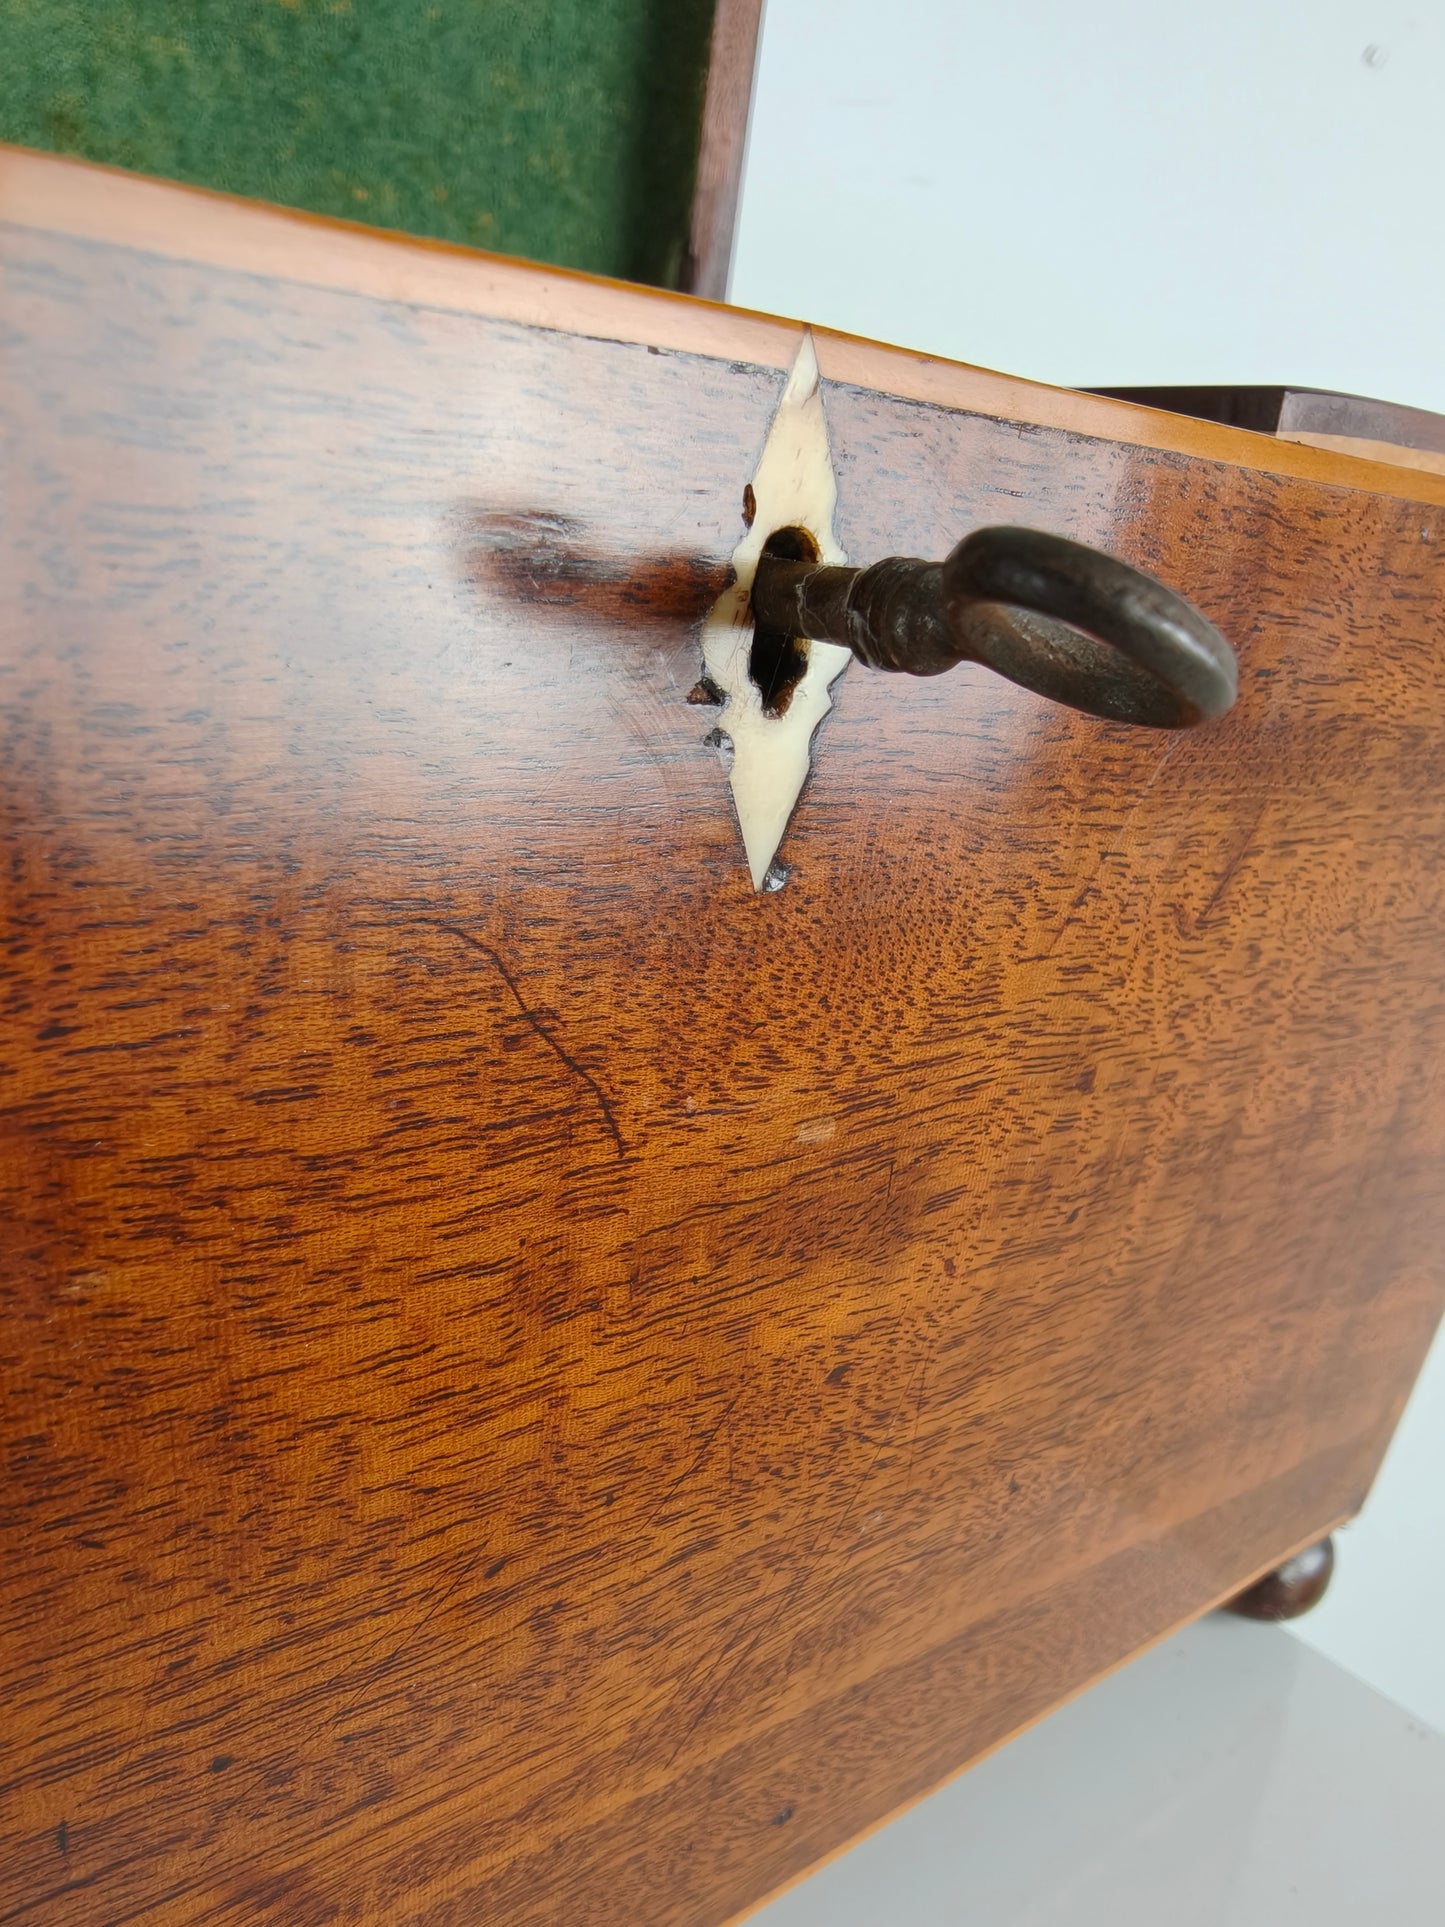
[733,0,1445,410]
[733,0,1445,1736]
[754,1616,1445,1925]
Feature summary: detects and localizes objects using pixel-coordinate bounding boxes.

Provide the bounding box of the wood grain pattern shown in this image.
[3,156,1445,1927]
[1098,382,1445,451]
[683,0,766,300]
[1281,433,1445,480]
[8,144,1445,507]
[1099,384,1445,478]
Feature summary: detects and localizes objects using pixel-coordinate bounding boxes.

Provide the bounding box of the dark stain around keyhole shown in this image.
[749,525,819,717]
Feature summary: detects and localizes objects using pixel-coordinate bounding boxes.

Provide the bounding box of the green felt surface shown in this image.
[0,0,716,285]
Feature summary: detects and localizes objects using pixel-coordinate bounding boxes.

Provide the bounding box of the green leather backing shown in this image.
[0,0,716,284]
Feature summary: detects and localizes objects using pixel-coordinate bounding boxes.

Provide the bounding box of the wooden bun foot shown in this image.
[1224,1537,1336,1621]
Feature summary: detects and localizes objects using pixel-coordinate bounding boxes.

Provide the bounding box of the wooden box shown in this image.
[2,149,1442,1925]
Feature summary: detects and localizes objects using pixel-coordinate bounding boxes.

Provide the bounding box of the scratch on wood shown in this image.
[439,924,628,1159]
[332,1550,484,1729]
[1195,796,1269,932]
[662,1609,775,1770]
[904,1356,932,1486]
[645,1394,740,1531]
[664,1389,911,1767]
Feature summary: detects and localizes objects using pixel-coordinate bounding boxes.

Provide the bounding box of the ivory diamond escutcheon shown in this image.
[700,334,852,890]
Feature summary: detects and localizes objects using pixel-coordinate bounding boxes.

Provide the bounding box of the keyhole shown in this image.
[749,525,819,717]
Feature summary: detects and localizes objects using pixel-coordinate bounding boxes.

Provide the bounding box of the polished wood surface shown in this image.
[684,0,765,299]
[1100,384,1445,478]
[7,146,1445,504]
[1225,1538,1336,1621]
[3,153,1445,1927]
